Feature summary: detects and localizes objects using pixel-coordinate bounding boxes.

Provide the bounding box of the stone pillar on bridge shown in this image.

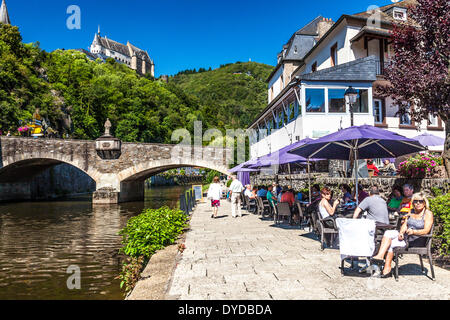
[92,120,129,205]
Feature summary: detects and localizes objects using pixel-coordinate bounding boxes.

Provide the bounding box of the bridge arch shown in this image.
[108,159,232,203]
[117,158,232,183]
[0,158,97,202]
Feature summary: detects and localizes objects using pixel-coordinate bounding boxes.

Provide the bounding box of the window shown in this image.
[400,105,412,125]
[288,102,295,122]
[294,99,300,118]
[328,89,346,113]
[312,62,317,72]
[428,114,438,127]
[306,88,325,113]
[393,8,407,21]
[373,99,383,123]
[354,89,369,113]
[280,75,284,91]
[330,43,338,67]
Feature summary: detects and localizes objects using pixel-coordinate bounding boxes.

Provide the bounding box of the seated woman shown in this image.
[371,192,434,278]
[340,184,353,203]
[387,186,403,212]
[318,187,340,228]
[281,187,295,207]
[251,187,258,199]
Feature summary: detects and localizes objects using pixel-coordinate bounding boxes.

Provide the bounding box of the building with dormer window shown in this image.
[248,0,445,159]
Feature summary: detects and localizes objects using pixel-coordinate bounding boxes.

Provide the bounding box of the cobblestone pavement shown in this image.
[167,201,450,300]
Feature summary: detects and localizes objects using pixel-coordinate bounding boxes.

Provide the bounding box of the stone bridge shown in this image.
[0,137,232,204]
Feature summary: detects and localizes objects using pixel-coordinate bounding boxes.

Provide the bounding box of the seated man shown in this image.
[387,186,403,212]
[366,159,380,176]
[353,186,390,225]
[399,184,414,215]
[266,186,278,208]
[257,186,268,199]
[244,185,256,199]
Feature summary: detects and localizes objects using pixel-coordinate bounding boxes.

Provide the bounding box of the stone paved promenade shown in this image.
[167,200,450,300]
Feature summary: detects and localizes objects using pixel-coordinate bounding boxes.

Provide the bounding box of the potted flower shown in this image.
[398,154,444,178]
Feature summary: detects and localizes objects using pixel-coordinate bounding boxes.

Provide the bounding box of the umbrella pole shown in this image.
[288,163,292,186]
[308,159,312,204]
[354,148,359,206]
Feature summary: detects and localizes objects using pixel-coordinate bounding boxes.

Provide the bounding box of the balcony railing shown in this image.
[376,59,391,76]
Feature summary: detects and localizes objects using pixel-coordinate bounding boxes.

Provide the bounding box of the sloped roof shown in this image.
[300,55,378,82]
[75,49,100,61]
[352,0,417,26]
[350,26,392,43]
[99,36,130,57]
[96,35,152,62]
[296,15,324,36]
[267,16,327,82]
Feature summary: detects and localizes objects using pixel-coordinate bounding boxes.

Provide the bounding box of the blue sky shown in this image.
[9,0,395,76]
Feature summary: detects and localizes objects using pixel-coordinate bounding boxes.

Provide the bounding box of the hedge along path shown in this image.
[118,206,189,296]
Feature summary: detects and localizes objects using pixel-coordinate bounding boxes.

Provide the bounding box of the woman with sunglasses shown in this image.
[371,192,434,278]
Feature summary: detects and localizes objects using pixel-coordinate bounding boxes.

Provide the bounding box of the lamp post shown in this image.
[345,86,358,127]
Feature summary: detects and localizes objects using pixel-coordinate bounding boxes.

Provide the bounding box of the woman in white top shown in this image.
[207,176,223,219]
[319,187,340,227]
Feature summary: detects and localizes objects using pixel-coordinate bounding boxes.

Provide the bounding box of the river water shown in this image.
[0,185,189,300]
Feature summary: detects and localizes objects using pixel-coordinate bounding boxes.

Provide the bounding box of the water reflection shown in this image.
[0,185,188,300]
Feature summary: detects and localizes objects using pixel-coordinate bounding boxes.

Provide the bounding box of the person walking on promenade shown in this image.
[229,176,244,218]
[207,176,223,219]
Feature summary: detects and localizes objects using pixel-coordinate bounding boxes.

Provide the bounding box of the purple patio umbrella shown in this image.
[237,171,251,186]
[248,138,317,168]
[230,161,258,187]
[289,125,426,204]
[229,160,260,173]
[413,133,445,147]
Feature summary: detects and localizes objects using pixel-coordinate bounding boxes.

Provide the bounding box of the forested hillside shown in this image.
[0,24,273,144]
[170,62,273,129]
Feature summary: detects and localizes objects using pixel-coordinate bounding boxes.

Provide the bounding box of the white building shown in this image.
[88,28,155,77]
[249,0,445,159]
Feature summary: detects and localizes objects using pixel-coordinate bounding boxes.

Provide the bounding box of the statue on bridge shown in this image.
[104,118,112,137]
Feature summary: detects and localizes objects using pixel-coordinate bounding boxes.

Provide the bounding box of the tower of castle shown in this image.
[0,0,11,25]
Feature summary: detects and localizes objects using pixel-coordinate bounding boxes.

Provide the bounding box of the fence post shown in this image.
[189,190,194,211]
[180,194,188,215]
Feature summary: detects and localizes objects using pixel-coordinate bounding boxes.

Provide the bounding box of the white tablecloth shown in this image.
[336,218,376,259]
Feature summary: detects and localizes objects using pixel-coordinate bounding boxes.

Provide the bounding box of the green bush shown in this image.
[116,256,145,293]
[119,207,188,258]
[429,193,450,258]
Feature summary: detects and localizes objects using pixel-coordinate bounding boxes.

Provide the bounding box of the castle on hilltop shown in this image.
[1,0,155,77]
[86,27,155,77]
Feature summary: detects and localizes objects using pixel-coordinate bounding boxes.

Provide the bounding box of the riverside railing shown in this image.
[179,189,197,215]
